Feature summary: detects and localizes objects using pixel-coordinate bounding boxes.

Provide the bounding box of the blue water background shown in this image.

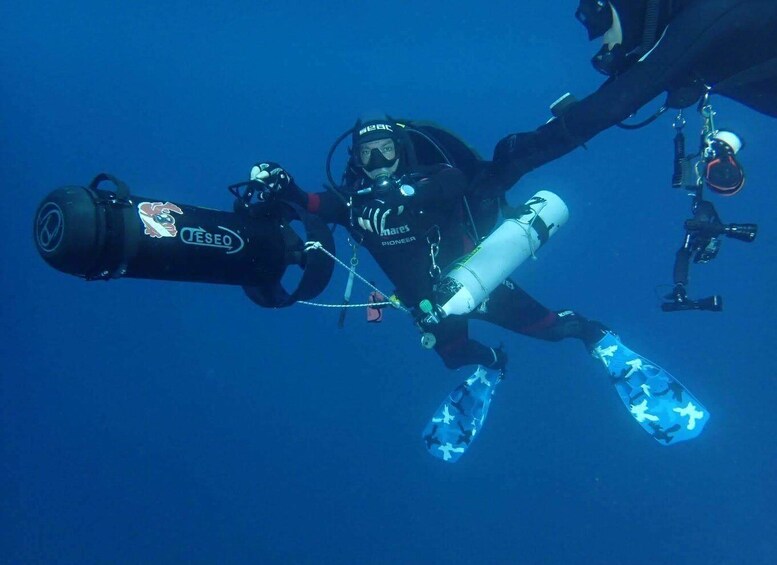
[2,1,775,563]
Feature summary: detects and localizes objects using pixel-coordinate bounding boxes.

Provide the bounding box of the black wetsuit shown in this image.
[484,0,777,192]
[286,164,603,370]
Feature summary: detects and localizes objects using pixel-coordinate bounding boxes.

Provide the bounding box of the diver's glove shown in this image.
[250,162,293,193]
[249,162,308,207]
[357,199,405,234]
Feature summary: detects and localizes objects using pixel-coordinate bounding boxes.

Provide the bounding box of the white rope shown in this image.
[297,299,396,308]
[302,241,410,313]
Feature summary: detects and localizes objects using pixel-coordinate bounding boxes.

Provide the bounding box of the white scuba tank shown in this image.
[433,190,568,318]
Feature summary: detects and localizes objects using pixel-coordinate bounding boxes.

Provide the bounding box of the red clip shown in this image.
[367,291,386,323]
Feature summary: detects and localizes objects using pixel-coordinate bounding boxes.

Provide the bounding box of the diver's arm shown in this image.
[282,183,348,225]
[487,0,740,191]
[250,162,348,224]
[531,0,748,157]
[304,190,349,225]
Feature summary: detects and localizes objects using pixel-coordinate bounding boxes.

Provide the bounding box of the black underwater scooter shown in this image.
[33,173,336,308]
[32,120,494,311]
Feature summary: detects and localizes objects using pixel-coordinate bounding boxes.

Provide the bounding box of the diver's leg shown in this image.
[473,278,608,351]
[432,316,505,370]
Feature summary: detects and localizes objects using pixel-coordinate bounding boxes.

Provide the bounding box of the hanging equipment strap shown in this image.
[671,111,694,189]
[639,0,663,56]
[337,245,358,328]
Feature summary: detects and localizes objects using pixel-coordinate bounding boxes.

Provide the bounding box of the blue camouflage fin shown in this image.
[422,365,503,462]
[592,332,710,444]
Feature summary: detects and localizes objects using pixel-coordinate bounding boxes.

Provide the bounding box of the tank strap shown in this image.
[83,173,138,280]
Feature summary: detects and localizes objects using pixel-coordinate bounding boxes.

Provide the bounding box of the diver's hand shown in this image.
[248,161,309,207]
[250,162,293,193]
[357,199,405,234]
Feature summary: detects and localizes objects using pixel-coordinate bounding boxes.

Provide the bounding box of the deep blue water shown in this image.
[2,2,776,563]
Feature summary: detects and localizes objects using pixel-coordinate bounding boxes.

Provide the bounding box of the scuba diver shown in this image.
[251,114,605,372]
[249,113,710,460]
[480,0,777,194]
